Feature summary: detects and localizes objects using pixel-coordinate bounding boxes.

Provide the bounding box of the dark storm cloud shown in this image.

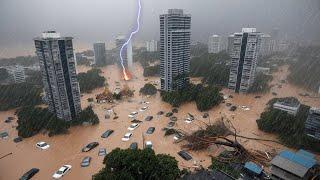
[0,0,319,53]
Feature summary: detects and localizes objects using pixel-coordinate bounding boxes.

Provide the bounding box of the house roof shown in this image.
[244,162,262,175]
[271,150,317,178]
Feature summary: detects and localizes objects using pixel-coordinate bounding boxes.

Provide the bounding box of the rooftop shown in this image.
[271,149,317,178]
[244,161,262,175]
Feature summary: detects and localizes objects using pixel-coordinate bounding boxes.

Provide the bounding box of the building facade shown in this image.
[260,34,272,56]
[208,35,220,54]
[228,28,262,93]
[34,31,81,121]
[305,107,320,140]
[93,42,106,66]
[227,34,234,55]
[146,40,158,52]
[160,9,191,91]
[7,65,26,83]
[115,36,133,70]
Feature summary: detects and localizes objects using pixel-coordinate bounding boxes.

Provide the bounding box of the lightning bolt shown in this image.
[120,0,141,80]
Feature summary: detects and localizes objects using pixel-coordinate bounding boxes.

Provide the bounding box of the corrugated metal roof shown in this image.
[279,150,316,169]
[271,156,308,178]
[297,149,315,159]
[244,161,262,174]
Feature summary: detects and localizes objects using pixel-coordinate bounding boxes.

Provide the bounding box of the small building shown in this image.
[270,149,318,180]
[305,107,320,140]
[256,67,271,75]
[273,98,301,116]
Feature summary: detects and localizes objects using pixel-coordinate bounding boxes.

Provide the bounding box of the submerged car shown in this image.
[145,141,153,149]
[144,116,153,121]
[20,168,39,180]
[139,106,148,112]
[52,165,72,179]
[81,156,91,167]
[130,142,138,150]
[178,150,192,161]
[36,141,50,150]
[146,127,155,134]
[101,130,114,138]
[128,123,140,131]
[165,112,173,117]
[122,132,133,141]
[82,142,99,152]
[98,148,107,156]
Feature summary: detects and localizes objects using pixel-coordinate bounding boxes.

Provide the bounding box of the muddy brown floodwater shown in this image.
[0,64,319,180]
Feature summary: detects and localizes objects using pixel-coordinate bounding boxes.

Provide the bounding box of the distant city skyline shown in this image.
[0,0,319,58]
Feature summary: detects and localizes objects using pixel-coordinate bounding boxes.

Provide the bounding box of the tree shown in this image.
[190,51,231,87]
[71,106,99,126]
[0,68,9,81]
[93,148,180,180]
[288,45,320,92]
[257,97,320,152]
[140,83,157,95]
[248,73,273,93]
[78,68,106,93]
[143,64,160,77]
[0,83,42,111]
[161,83,223,111]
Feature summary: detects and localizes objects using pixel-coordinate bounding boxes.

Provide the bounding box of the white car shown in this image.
[52,165,72,179]
[128,123,140,131]
[128,112,138,118]
[139,106,148,112]
[122,132,132,141]
[145,141,152,149]
[36,141,50,150]
[184,117,194,124]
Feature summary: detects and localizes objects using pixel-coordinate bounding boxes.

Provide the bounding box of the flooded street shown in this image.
[1,64,319,180]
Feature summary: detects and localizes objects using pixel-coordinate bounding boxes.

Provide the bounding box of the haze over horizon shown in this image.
[0,0,319,58]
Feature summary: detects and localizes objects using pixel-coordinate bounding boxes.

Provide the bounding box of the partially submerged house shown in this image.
[273,98,301,116]
[305,107,320,140]
[270,149,318,180]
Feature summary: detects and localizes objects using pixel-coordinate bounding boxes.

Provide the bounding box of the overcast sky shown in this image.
[0,0,319,58]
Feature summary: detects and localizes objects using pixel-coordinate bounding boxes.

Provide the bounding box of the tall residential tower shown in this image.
[208,35,220,54]
[93,42,106,66]
[34,31,81,121]
[228,28,262,93]
[160,9,191,91]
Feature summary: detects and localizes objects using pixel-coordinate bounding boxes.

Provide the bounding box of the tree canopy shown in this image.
[161,83,223,111]
[248,73,273,93]
[0,68,9,81]
[190,51,231,87]
[0,83,42,111]
[16,106,99,138]
[140,83,157,95]
[257,97,320,152]
[78,68,106,93]
[93,148,180,180]
[288,46,320,92]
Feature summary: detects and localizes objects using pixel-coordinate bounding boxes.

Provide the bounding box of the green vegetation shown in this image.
[143,64,159,77]
[0,83,42,111]
[16,106,99,138]
[16,106,69,137]
[257,97,320,152]
[191,42,207,57]
[161,83,223,111]
[190,51,231,87]
[210,157,240,178]
[25,70,43,86]
[288,46,320,92]
[248,73,273,93]
[140,83,157,95]
[134,50,159,68]
[0,56,38,66]
[71,106,99,126]
[78,68,106,93]
[93,148,180,180]
[0,68,9,81]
